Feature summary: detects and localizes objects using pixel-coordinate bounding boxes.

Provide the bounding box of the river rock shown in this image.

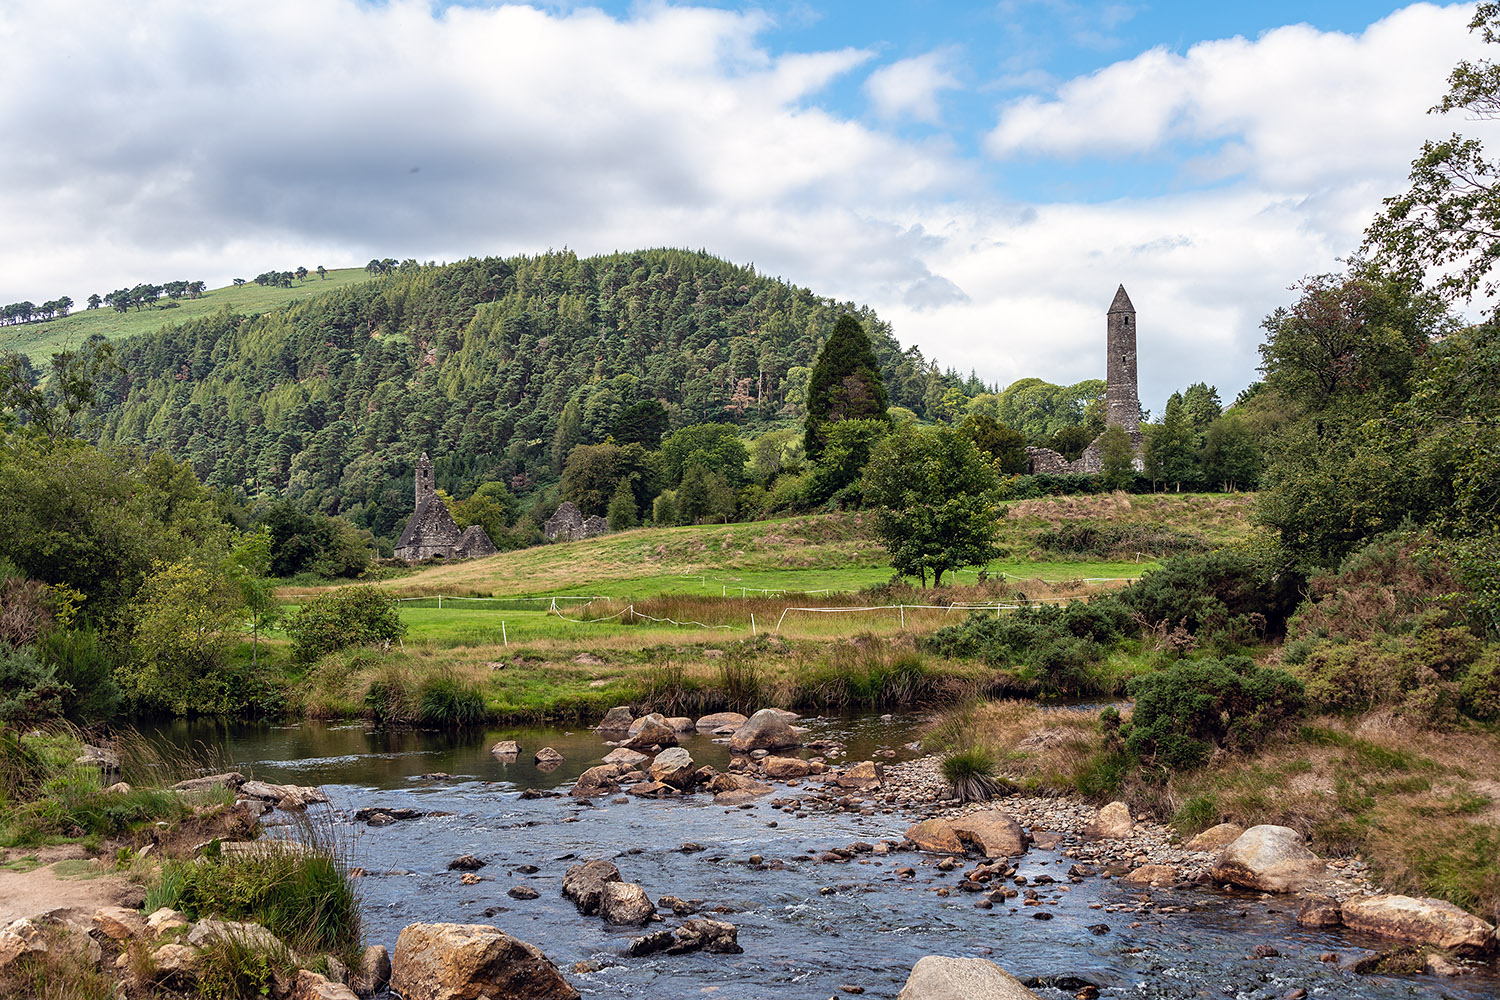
[906,819,964,854]
[624,714,679,750]
[1085,801,1133,839]
[602,748,648,766]
[1296,894,1343,928]
[599,882,655,926]
[1121,864,1177,887]
[490,740,520,757]
[708,772,774,805]
[172,771,245,793]
[729,709,801,752]
[836,760,884,790]
[186,917,285,953]
[446,855,485,872]
[649,747,696,788]
[561,859,621,915]
[762,756,812,779]
[152,943,204,983]
[0,918,48,971]
[696,712,748,731]
[390,923,578,1000]
[1340,894,1496,955]
[1184,823,1243,852]
[1211,825,1324,893]
[294,969,359,1000]
[573,764,623,798]
[240,780,329,807]
[146,908,190,938]
[93,906,147,941]
[350,944,391,996]
[75,744,121,775]
[596,706,634,731]
[895,956,1041,999]
[668,918,742,954]
[950,811,1028,858]
[532,747,564,765]
[665,717,696,733]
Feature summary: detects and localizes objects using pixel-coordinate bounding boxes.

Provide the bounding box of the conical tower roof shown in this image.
[1108,284,1134,313]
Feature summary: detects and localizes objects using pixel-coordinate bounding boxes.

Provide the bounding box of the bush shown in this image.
[1296,627,1477,721]
[121,558,242,715]
[151,841,360,955]
[941,746,1007,803]
[1124,656,1305,771]
[417,672,487,726]
[1460,649,1500,722]
[36,629,120,722]
[0,647,69,723]
[925,599,1134,696]
[286,587,406,663]
[1117,544,1303,643]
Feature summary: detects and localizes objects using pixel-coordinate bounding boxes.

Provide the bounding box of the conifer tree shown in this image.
[607,477,639,531]
[804,315,890,460]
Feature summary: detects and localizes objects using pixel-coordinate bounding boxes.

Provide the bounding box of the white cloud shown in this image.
[0,1,1493,414]
[865,50,962,123]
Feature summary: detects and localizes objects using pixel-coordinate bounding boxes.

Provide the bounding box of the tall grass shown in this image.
[149,826,361,959]
[787,639,936,710]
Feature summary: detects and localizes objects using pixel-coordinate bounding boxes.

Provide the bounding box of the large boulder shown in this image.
[950,811,1029,858]
[623,714,679,750]
[728,709,801,752]
[599,882,655,926]
[561,859,621,915]
[696,712,748,731]
[185,917,285,953]
[1184,823,1243,852]
[1211,825,1325,893]
[649,748,696,789]
[1085,801,1133,839]
[93,906,146,941]
[601,748,648,767]
[572,764,622,799]
[390,923,578,1000]
[1340,894,1496,955]
[905,819,964,855]
[707,772,774,805]
[835,760,884,791]
[0,918,48,972]
[895,956,1041,999]
[596,706,634,731]
[762,756,812,779]
[664,717,696,733]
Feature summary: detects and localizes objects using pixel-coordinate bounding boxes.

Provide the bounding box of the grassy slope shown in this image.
[277,493,1262,722]
[293,493,1257,602]
[4,268,378,359]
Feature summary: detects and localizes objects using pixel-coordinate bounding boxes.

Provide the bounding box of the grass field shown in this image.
[4,268,379,359]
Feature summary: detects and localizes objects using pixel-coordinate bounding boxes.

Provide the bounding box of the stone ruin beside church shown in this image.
[393,452,499,562]
[544,501,610,542]
[1025,284,1146,475]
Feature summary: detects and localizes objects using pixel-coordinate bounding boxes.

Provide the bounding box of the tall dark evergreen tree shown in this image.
[803,314,890,459]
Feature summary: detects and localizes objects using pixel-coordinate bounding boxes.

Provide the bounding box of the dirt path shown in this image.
[0,847,139,925]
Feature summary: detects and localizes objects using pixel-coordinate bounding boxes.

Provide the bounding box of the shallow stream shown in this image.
[140,717,1498,999]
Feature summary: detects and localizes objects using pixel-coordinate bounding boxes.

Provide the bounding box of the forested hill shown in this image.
[90,249,975,541]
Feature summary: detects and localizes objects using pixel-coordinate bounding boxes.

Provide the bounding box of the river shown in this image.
[139,717,1497,999]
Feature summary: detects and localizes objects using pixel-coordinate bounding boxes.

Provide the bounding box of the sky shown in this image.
[2,0,1497,413]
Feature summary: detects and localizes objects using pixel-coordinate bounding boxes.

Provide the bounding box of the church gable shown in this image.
[395,496,464,561]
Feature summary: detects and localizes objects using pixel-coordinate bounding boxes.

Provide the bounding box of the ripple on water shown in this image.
[137,718,1500,1000]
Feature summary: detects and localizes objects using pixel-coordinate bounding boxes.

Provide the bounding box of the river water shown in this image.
[141,717,1497,999]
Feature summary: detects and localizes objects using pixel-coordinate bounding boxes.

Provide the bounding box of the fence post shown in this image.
[502,620,508,647]
[751,613,756,637]
[900,605,905,629]
[438,595,442,610]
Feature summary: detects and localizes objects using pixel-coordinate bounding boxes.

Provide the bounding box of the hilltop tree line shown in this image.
[71,249,1001,546]
[238,266,329,288]
[1,296,73,326]
[97,281,207,314]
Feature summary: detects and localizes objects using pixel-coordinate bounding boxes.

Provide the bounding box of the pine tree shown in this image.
[607,477,639,531]
[804,315,890,460]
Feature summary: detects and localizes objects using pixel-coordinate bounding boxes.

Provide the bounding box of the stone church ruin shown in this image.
[544,501,610,542]
[394,452,499,562]
[1025,285,1146,475]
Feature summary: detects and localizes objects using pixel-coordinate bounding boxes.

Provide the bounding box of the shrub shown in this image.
[151,841,359,955]
[36,629,120,722]
[1459,648,1500,722]
[924,599,1133,696]
[1117,544,1303,642]
[941,746,1007,803]
[121,558,243,715]
[286,587,405,663]
[1124,656,1305,772]
[1296,627,1478,721]
[417,673,487,726]
[0,647,69,723]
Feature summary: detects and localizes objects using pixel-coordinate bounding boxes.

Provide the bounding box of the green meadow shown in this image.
[5,268,379,359]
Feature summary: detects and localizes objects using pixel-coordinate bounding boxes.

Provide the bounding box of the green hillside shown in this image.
[3,268,379,359]
[81,249,985,543]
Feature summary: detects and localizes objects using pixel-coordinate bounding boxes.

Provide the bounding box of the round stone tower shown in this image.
[415,451,435,509]
[1105,285,1140,432]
